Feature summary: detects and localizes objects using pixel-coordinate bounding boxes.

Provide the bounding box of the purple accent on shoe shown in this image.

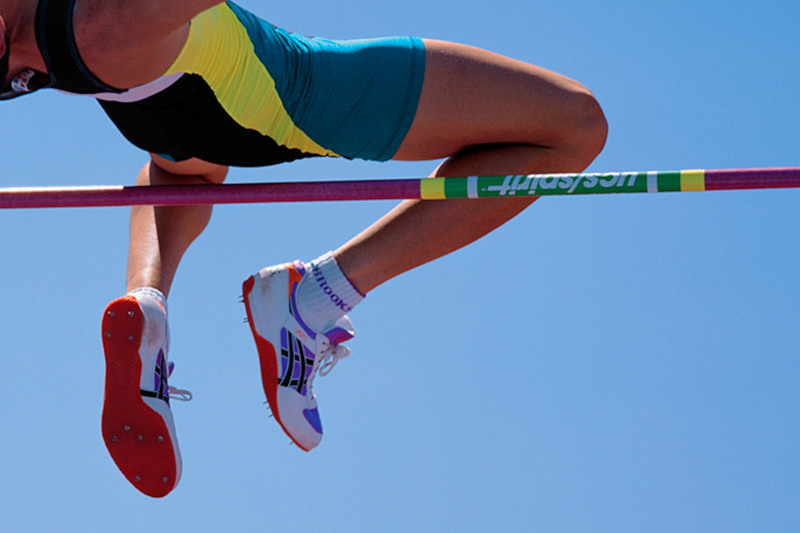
[303,408,323,434]
[154,350,163,390]
[280,327,288,348]
[279,328,289,378]
[152,349,170,402]
[325,327,354,345]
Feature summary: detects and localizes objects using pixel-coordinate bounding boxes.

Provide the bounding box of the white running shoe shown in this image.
[243,261,354,451]
[101,293,190,497]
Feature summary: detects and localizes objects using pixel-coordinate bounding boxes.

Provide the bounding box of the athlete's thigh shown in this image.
[150,154,229,184]
[393,39,595,161]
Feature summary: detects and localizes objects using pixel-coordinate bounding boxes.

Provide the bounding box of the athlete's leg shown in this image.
[102,156,228,496]
[335,39,608,293]
[126,155,229,295]
[104,155,228,495]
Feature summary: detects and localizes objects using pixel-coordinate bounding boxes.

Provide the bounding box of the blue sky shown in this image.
[2,0,799,531]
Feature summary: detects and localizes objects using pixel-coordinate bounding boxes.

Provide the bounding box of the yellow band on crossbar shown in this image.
[420,178,447,199]
[680,170,706,192]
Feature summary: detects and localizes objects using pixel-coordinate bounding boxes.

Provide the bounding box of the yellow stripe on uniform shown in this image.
[680,170,706,192]
[420,178,447,199]
[163,4,338,157]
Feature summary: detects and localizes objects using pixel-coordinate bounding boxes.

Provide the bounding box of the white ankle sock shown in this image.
[129,286,168,317]
[128,287,170,356]
[296,252,364,332]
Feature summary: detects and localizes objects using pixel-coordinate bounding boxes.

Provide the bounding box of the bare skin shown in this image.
[125,156,228,293]
[0,1,608,297]
[0,0,221,86]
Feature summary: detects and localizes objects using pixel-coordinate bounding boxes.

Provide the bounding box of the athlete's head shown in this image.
[0,8,52,100]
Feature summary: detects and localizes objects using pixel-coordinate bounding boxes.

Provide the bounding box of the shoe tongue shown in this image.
[325,326,353,345]
[323,314,354,344]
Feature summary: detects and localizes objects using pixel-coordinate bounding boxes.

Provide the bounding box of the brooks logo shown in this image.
[312,265,353,313]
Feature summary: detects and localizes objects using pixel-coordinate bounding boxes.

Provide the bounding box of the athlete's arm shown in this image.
[80,0,226,37]
[72,0,227,88]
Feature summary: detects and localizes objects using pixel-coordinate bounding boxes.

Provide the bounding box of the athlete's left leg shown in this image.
[334,39,608,293]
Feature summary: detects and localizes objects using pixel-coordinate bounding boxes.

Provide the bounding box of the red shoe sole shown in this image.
[242,266,312,451]
[101,296,178,497]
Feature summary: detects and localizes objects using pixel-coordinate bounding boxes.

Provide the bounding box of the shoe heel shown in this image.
[101,296,179,498]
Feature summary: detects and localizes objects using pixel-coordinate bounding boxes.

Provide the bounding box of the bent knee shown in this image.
[561,89,608,166]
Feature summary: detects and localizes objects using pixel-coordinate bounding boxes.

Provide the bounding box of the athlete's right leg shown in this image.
[102,156,227,497]
[241,37,606,453]
[336,39,608,294]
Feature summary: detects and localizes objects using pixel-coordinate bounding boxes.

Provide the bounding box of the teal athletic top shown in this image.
[34,0,426,166]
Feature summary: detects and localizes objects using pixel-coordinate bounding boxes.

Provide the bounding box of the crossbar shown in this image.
[1,167,798,209]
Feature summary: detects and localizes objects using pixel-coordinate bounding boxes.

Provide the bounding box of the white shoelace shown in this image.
[168,386,193,402]
[307,338,352,394]
[165,361,192,401]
